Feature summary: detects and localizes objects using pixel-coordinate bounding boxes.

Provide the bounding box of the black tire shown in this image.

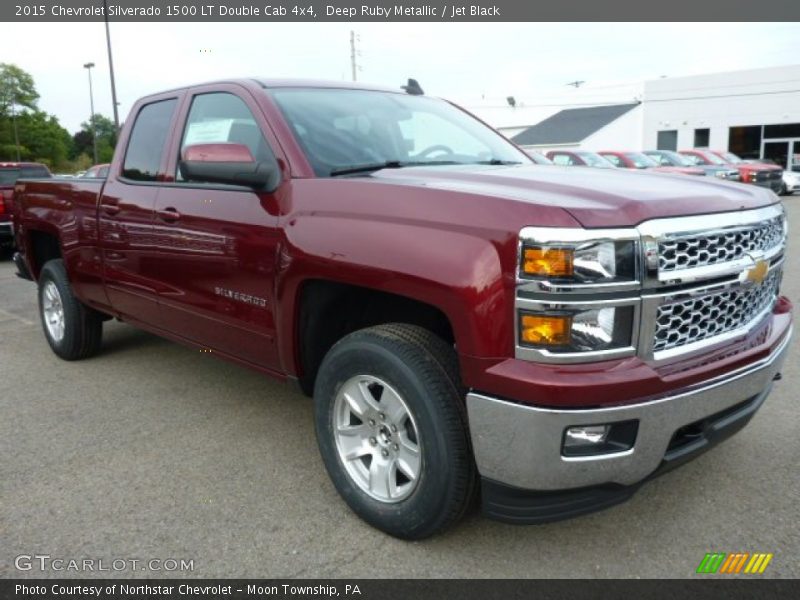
[314,323,476,539]
[38,259,103,360]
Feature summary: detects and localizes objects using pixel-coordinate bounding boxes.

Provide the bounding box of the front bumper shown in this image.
[752,179,783,193]
[467,326,791,523]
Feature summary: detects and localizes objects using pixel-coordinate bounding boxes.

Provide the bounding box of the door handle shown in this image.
[156,207,181,222]
[101,203,120,216]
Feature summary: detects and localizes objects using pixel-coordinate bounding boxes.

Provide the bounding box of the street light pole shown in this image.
[10,88,21,162]
[83,62,98,165]
[102,0,121,132]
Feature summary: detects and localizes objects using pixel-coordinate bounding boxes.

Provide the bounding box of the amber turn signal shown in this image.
[520,314,571,346]
[522,247,574,277]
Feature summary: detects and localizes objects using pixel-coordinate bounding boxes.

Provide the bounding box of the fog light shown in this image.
[564,425,609,447]
[562,420,639,458]
[520,314,571,346]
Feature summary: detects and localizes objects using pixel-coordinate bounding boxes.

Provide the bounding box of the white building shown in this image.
[469,65,800,171]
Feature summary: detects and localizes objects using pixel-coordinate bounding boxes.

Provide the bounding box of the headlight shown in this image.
[521,240,636,283]
[519,305,635,353]
[714,170,728,178]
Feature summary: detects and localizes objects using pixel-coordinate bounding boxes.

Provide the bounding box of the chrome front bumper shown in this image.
[467,329,791,492]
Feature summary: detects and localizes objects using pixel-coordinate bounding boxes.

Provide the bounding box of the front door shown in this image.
[151,89,282,371]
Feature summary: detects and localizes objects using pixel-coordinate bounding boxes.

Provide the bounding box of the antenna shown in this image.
[350,31,359,82]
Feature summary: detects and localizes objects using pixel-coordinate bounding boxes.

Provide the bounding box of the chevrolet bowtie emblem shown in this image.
[740,258,769,286]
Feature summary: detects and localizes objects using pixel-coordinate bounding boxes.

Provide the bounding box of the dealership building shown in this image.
[469,64,800,171]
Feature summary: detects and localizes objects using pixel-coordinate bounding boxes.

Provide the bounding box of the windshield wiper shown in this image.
[474,159,523,165]
[329,160,461,177]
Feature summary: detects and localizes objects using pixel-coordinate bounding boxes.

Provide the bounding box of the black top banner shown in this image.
[5,0,800,21]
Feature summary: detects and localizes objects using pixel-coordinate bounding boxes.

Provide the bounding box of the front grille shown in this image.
[756,170,783,181]
[653,267,781,353]
[659,215,784,273]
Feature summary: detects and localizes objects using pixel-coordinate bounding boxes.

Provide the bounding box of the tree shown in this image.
[73,114,117,163]
[0,63,39,117]
[0,63,76,170]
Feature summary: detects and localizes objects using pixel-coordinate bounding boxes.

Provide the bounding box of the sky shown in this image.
[3,22,800,133]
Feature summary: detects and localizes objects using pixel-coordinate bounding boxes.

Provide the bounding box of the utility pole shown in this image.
[350,30,358,82]
[103,0,121,132]
[84,62,99,165]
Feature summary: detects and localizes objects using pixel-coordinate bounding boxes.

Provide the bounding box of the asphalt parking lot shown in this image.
[2,200,799,580]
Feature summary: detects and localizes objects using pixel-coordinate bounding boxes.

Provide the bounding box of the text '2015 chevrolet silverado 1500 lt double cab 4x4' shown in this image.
[12,79,793,539]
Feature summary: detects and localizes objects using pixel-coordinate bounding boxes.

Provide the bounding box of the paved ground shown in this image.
[2,201,799,579]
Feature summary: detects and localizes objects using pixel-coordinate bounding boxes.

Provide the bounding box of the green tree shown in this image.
[0,63,39,116]
[73,114,117,163]
[0,63,75,169]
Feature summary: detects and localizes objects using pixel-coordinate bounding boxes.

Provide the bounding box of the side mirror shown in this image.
[179,143,279,190]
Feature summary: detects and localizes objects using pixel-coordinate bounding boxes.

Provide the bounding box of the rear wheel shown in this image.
[38,259,103,360]
[314,324,476,539]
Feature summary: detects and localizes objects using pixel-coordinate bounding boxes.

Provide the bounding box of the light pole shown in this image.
[102,0,120,132]
[83,62,98,165]
[7,86,21,162]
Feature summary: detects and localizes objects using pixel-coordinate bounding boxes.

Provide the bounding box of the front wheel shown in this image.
[314,324,476,539]
[38,259,103,360]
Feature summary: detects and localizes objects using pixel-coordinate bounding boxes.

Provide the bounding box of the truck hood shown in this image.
[371,164,777,228]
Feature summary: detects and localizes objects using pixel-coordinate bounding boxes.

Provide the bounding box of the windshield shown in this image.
[269,88,529,176]
[646,151,691,167]
[694,152,726,165]
[717,151,743,164]
[576,152,615,168]
[624,152,658,168]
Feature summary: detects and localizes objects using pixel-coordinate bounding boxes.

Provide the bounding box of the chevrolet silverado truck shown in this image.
[12,79,793,539]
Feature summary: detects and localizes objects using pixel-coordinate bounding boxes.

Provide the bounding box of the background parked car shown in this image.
[780,170,799,195]
[525,151,553,165]
[546,150,617,168]
[600,151,704,175]
[644,150,739,180]
[1,162,51,254]
[81,163,111,178]
[681,149,783,193]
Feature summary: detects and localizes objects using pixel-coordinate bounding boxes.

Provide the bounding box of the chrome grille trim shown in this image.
[658,216,784,273]
[652,267,782,354]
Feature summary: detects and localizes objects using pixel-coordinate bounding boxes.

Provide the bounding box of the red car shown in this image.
[681,150,783,193]
[12,79,791,538]
[599,151,704,176]
[0,162,51,251]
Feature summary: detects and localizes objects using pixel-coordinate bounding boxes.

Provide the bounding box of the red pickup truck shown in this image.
[1,162,51,252]
[681,149,783,193]
[12,79,792,539]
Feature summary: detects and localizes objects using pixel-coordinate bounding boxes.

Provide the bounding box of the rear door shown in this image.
[99,95,182,324]
[151,85,284,371]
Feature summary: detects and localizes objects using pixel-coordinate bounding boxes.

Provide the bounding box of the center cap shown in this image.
[377,425,393,446]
